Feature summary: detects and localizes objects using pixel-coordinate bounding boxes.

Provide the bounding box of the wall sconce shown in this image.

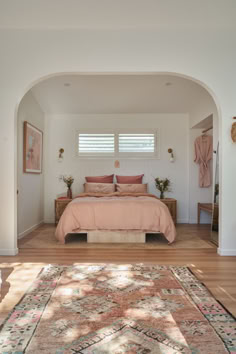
[58,148,64,162]
[168,148,174,163]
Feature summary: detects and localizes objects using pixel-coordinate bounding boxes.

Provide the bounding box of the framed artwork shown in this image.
[23,121,43,174]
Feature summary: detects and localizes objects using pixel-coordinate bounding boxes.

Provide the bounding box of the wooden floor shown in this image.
[0,224,236,325]
[18,223,215,249]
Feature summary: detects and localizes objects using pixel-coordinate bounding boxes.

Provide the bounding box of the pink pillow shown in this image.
[116,183,148,193]
[84,183,115,193]
[116,174,144,184]
[85,174,114,183]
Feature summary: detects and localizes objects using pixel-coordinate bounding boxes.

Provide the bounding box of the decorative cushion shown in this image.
[85,174,114,183]
[116,174,144,184]
[116,183,148,193]
[84,183,116,193]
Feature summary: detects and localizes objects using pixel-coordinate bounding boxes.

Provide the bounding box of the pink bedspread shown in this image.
[55,192,176,244]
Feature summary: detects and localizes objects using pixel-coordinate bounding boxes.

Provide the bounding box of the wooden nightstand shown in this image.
[160,198,177,224]
[55,198,72,225]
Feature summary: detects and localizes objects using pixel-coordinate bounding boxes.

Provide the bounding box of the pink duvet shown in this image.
[55,192,176,244]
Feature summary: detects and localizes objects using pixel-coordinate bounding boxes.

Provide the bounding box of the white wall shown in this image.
[17,91,44,237]
[0,25,235,255]
[44,113,189,223]
[190,93,219,155]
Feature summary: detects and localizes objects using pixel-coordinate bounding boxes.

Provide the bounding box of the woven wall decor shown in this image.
[231,122,236,142]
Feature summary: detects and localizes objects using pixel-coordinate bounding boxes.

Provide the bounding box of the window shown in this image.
[78,133,115,156]
[118,133,155,155]
[77,130,158,158]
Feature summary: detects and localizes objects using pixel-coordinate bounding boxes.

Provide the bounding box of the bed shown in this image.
[55,192,176,244]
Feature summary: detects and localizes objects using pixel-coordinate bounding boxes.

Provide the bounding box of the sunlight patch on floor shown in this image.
[218,286,236,302]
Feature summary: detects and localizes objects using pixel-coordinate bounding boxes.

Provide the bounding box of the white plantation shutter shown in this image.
[118,133,156,155]
[78,133,115,155]
[77,131,158,157]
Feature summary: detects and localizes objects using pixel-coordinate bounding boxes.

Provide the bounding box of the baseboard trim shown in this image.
[177,219,189,224]
[43,219,54,224]
[18,220,44,239]
[217,248,236,256]
[0,248,18,256]
[188,218,211,224]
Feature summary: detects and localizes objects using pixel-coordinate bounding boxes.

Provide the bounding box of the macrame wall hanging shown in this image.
[231,117,236,142]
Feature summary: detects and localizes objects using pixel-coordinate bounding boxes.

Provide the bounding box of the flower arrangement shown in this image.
[63,175,74,198]
[63,175,74,188]
[155,177,171,199]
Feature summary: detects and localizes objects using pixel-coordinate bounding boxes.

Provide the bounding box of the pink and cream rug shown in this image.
[0,264,235,353]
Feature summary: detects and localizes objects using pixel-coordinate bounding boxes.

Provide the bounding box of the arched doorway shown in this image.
[15,71,221,252]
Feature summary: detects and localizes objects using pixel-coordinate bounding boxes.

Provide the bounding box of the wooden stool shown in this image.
[197,202,213,224]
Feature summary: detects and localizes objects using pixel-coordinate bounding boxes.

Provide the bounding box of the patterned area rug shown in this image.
[0,264,235,353]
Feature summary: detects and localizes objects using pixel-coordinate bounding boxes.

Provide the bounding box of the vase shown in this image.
[67,187,72,199]
[160,191,164,199]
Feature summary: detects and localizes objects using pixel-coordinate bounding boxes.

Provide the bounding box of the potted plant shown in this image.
[155,177,171,199]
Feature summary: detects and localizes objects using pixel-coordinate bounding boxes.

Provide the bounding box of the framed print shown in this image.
[23,121,43,173]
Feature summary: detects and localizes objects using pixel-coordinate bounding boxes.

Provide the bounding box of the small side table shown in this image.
[55,198,72,225]
[160,198,177,224]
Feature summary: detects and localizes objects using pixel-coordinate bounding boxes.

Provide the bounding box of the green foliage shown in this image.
[63,175,74,188]
[155,177,171,193]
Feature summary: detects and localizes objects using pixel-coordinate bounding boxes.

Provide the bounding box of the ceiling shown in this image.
[0,0,235,29]
[31,74,215,115]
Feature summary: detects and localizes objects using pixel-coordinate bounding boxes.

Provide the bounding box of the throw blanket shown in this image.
[55,193,176,244]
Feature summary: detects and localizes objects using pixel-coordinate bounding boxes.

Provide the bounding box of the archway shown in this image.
[15,71,221,253]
